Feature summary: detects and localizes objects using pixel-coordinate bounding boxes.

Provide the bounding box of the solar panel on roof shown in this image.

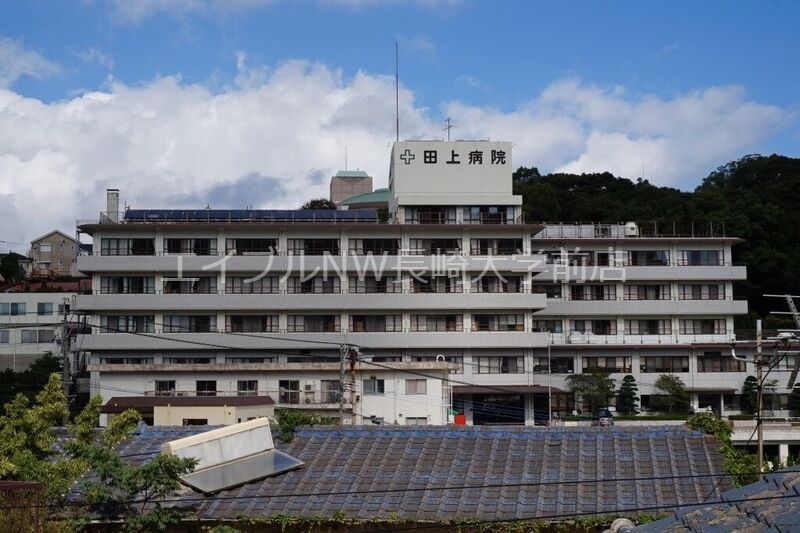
[179,448,303,495]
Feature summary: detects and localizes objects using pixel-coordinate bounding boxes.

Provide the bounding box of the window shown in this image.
[163,277,217,294]
[405,417,428,426]
[226,276,278,294]
[697,351,745,372]
[627,250,669,266]
[0,303,26,316]
[572,320,617,335]
[163,315,216,333]
[411,276,462,293]
[348,276,402,294]
[226,315,278,333]
[321,380,341,403]
[623,285,671,300]
[677,250,723,266]
[405,206,456,224]
[100,238,155,256]
[349,315,402,333]
[570,284,616,301]
[640,357,689,373]
[472,314,524,332]
[154,380,176,396]
[101,276,156,294]
[463,206,514,224]
[363,378,385,395]
[678,284,725,300]
[531,285,562,298]
[20,329,53,344]
[196,380,217,397]
[286,239,339,256]
[279,380,300,404]
[348,239,400,255]
[407,238,460,255]
[163,238,217,255]
[286,276,340,294]
[469,239,522,255]
[287,315,339,333]
[532,320,563,333]
[182,419,208,426]
[410,314,462,332]
[476,356,524,374]
[0,331,9,344]
[100,315,155,333]
[38,243,52,253]
[405,379,427,395]
[226,238,278,255]
[582,357,631,373]
[679,319,726,335]
[237,380,258,396]
[533,357,574,374]
[37,302,53,316]
[473,275,525,293]
[624,320,672,335]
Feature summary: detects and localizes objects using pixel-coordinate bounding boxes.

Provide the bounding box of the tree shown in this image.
[687,412,758,486]
[651,374,691,415]
[789,384,800,416]
[0,374,197,530]
[740,375,758,414]
[300,198,337,210]
[565,368,615,414]
[617,375,639,415]
[0,254,22,283]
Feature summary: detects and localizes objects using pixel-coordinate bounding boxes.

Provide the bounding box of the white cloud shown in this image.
[107,0,275,24]
[0,38,61,87]
[75,47,115,70]
[0,63,791,247]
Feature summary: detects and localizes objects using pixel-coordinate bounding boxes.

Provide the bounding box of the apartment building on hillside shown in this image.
[74,140,752,426]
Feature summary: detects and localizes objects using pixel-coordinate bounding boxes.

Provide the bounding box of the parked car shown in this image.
[593,408,614,427]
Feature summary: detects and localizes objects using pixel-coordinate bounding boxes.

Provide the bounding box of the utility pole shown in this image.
[339,344,346,425]
[756,319,763,474]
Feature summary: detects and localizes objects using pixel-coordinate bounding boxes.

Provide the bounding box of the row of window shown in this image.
[95,274,729,300]
[106,351,746,376]
[0,302,66,316]
[0,329,55,344]
[97,314,728,335]
[151,378,428,401]
[97,238,725,264]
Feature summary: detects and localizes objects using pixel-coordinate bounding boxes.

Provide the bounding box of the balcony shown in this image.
[548,332,734,345]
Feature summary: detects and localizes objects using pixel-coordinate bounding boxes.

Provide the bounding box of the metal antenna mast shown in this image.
[443,117,454,141]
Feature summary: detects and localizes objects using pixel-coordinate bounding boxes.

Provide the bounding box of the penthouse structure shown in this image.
[74,140,750,426]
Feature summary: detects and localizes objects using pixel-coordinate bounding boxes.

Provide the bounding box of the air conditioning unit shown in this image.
[624,221,639,237]
[304,383,313,391]
[305,398,313,404]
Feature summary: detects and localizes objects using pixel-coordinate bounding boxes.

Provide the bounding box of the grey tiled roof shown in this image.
[119,425,733,522]
[636,465,800,532]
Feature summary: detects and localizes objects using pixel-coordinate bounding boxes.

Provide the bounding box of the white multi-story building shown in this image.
[0,292,74,371]
[75,140,750,426]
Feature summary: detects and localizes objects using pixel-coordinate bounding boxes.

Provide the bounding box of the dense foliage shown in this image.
[514,154,800,322]
[651,374,691,415]
[0,353,62,405]
[616,375,639,415]
[740,376,758,415]
[686,412,759,486]
[565,368,615,414]
[0,374,196,531]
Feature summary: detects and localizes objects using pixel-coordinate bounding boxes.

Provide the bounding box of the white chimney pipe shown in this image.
[106,188,119,223]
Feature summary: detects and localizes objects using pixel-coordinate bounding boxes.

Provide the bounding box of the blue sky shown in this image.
[1,0,799,249]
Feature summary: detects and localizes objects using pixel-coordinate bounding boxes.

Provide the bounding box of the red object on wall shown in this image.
[454,414,466,425]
